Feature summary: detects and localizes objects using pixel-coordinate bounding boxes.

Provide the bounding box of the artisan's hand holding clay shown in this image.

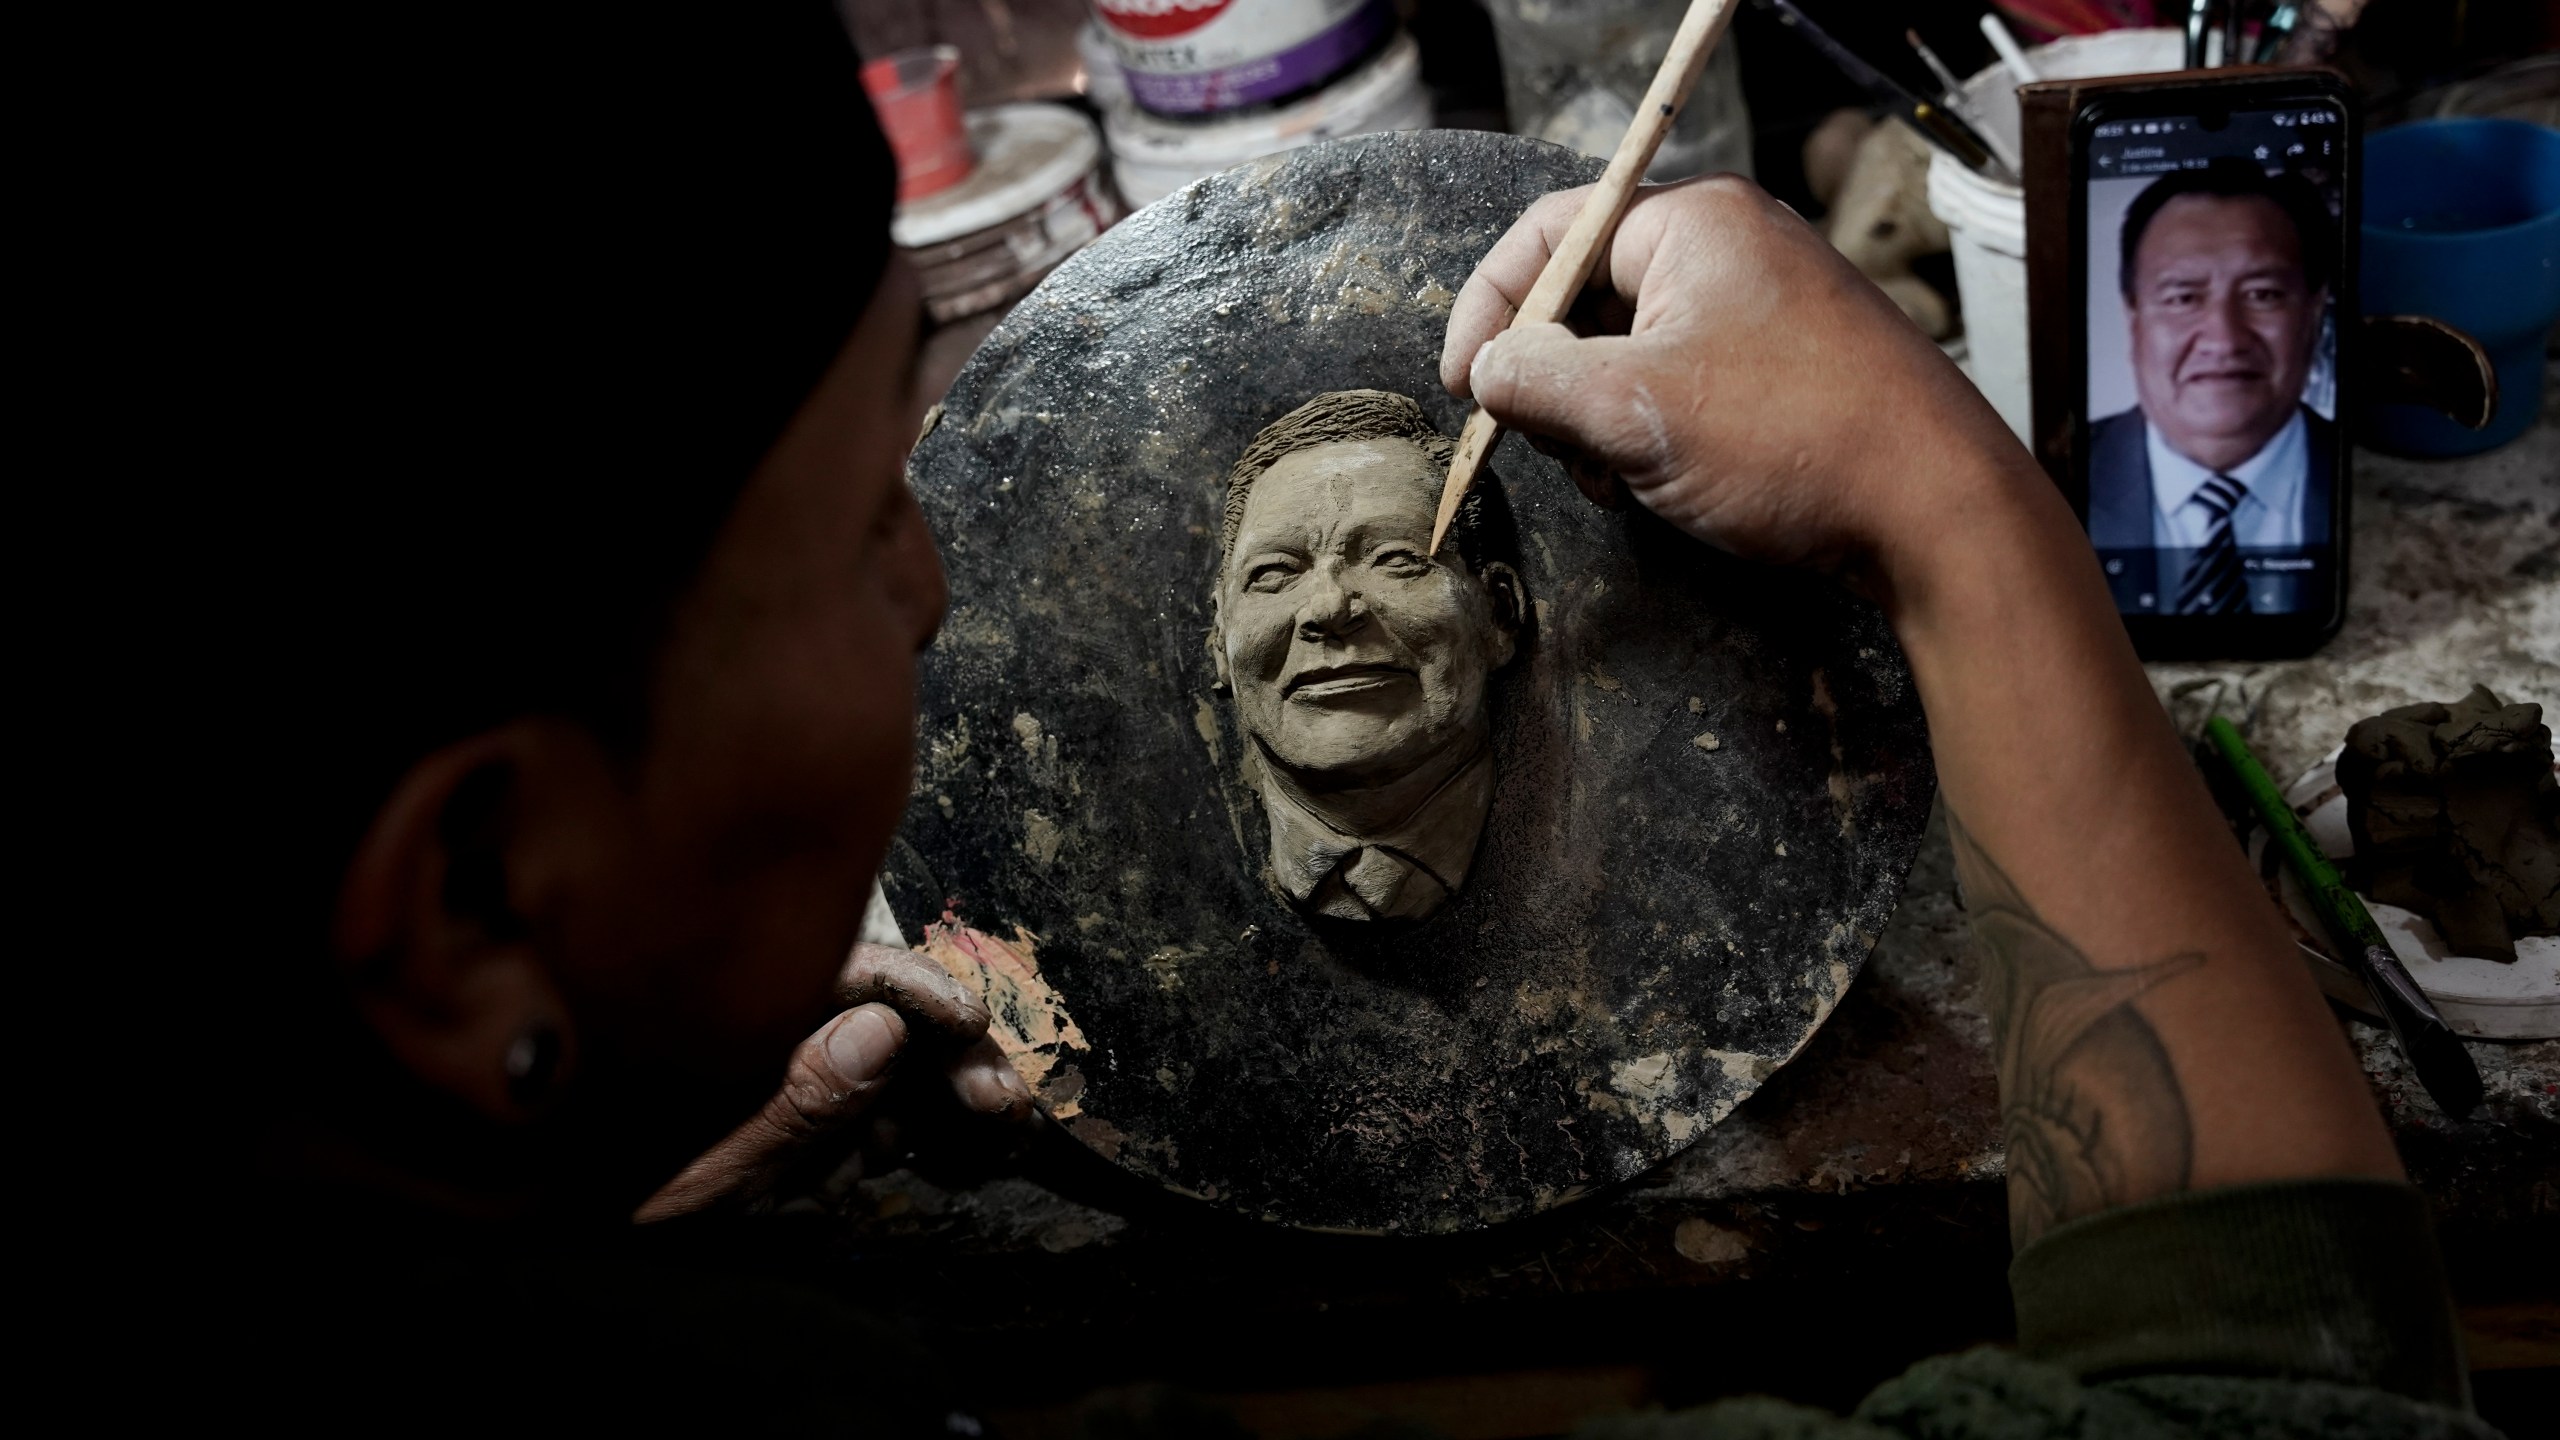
[636,944,1031,1220]
[1214,391,1525,922]
[1442,177,2030,588]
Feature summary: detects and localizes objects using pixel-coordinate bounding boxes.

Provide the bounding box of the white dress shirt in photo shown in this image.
[2146,409,2309,552]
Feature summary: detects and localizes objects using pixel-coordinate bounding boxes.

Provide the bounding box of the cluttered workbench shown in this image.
[812,365,2557,1430]
[815,5,2560,1428]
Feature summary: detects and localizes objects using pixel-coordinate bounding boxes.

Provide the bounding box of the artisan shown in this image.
[178,4,2484,1434]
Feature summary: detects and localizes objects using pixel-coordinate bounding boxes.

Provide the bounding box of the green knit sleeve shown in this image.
[2006,1176,2470,1406]
[1570,1179,2490,1440]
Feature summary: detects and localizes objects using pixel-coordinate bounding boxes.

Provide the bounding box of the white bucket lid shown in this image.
[892,103,1104,250]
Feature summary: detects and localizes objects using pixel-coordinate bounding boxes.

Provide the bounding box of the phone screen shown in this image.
[2080,100,2347,619]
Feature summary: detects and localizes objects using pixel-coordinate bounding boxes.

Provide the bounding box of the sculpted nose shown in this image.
[1295,566,1368,641]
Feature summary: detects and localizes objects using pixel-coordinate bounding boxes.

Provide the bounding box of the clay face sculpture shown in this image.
[1214,390,1525,922]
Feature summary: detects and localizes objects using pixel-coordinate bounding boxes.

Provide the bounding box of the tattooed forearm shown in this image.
[1949,812,2202,1248]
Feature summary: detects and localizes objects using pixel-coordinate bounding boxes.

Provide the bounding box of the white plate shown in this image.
[2245,748,2558,1040]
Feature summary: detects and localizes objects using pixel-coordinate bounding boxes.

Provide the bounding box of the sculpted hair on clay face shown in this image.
[1213,390,1525,922]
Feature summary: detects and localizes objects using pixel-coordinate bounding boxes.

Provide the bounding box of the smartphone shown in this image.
[2067,73,2356,660]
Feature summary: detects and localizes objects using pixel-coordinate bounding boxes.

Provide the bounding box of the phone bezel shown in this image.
[2066,73,2358,661]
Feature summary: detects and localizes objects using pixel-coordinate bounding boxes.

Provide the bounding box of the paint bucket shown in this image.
[1090,0,1395,118]
[862,45,974,202]
[894,104,1124,322]
[1104,29,1430,209]
[1923,28,2184,440]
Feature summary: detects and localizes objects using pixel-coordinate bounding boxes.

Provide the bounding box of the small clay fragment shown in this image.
[2337,685,2560,963]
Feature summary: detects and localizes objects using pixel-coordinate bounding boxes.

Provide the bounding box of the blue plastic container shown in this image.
[2361,117,2560,457]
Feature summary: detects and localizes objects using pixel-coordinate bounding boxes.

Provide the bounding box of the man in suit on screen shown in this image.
[2088,158,2335,615]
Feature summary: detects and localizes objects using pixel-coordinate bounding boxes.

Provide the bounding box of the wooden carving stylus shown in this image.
[1428,0,1744,556]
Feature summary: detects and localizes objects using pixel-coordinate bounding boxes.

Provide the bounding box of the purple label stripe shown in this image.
[1127,1,1394,117]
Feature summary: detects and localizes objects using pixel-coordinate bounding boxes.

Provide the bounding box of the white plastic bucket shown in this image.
[1091,0,1393,118]
[1077,20,1133,117]
[1924,28,2185,440]
[1105,29,1430,209]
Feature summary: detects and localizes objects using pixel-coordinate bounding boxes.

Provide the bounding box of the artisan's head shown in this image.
[210,1,943,1213]
[1214,391,1523,794]
[2119,159,2332,472]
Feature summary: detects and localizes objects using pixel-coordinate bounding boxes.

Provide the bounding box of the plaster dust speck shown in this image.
[1021,810,1063,867]
[1611,1051,1677,1105]
[1673,1217,1750,1267]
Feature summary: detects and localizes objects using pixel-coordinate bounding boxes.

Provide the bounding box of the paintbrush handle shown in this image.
[2199,717,2483,1118]
[1431,0,1743,553]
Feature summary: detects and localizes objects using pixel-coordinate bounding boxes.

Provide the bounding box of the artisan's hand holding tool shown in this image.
[1428,0,1743,556]
[2201,717,2484,1118]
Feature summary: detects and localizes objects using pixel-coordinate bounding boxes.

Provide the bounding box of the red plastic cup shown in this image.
[862,45,974,203]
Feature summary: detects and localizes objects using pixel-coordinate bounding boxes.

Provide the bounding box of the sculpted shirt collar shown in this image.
[2145,408,2309,550]
[1261,746,1495,922]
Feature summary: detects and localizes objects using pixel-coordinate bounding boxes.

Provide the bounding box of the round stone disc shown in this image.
[893,130,1933,1233]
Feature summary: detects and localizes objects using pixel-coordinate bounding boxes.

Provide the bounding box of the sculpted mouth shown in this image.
[1286,662,1413,700]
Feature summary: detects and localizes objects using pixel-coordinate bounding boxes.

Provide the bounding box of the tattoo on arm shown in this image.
[1950,812,2202,1248]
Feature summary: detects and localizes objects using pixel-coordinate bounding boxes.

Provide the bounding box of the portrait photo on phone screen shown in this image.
[2081,104,2344,619]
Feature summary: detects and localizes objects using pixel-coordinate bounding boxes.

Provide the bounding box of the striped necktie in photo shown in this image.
[2175,471,2249,615]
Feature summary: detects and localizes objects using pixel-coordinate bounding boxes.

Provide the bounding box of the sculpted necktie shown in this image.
[1296,837,1448,922]
[2174,471,2249,615]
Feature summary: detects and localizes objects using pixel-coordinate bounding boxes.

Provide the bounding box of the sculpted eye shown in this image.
[1373,548,1429,577]
[1245,559,1300,593]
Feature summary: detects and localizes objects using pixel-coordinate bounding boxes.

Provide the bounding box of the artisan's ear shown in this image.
[331,721,609,1124]
[1478,559,1524,668]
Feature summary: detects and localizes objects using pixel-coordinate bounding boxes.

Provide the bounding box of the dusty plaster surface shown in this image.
[892,132,1935,1232]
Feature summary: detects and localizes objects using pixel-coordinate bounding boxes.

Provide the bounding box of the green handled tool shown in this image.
[2201,717,2483,1118]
